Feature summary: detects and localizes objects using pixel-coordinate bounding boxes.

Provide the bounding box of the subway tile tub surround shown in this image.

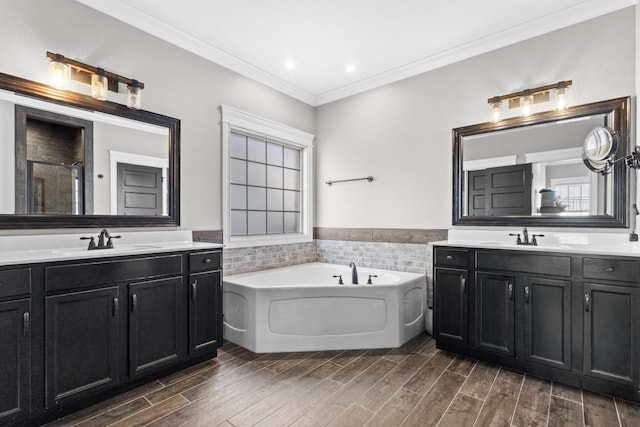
[433,229,640,404]
[0,230,223,426]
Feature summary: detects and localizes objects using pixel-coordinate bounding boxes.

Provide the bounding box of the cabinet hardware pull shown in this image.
[605,267,614,273]
[584,293,590,312]
[113,297,119,317]
[204,258,212,264]
[460,276,466,294]
[131,294,137,312]
[525,286,530,303]
[192,281,198,300]
[508,283,514,301]
[23,312,30,336]
[446,255,454,261]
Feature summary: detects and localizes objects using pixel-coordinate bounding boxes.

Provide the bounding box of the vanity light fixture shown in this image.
[46,51,145,109]
[488,80,572,121]
[48,54,70,90]
[91,69,108,101]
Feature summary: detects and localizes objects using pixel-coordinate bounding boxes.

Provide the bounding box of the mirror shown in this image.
[0,72,180,229]
[453,97,631,227]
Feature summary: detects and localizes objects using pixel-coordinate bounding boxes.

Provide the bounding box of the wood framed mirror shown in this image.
[453,97,631,228]
[0,72,180,229]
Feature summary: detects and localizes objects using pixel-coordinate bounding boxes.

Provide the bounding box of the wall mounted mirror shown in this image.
[453,97,631,228]
[0,72,180,229]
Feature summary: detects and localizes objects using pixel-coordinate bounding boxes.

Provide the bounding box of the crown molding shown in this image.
[315,0,636,105]
[75,0,316,105]
[77,0,635,107]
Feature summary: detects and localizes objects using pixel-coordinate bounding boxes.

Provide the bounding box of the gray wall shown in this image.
[0,0,315,234]
[0,2,635,235]
[315,8,635,230]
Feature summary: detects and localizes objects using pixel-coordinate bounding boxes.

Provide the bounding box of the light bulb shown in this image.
[91,73,108,100]
[520,94,533,117]
[49,61,70,89]
[554,87,569,111]
[490,101,502,122]
[127,83,142,109]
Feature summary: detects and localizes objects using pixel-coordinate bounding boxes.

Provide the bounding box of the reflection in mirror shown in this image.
[453,97,630,228]
[0,72,179,229]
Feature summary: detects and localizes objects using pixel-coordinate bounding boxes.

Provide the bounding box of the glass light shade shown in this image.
[489,101,502,122]
[127,84,142,109]
[554,87,570,111]
[520,94,533,117]
[49,61,70,89]
[91,74,108,100]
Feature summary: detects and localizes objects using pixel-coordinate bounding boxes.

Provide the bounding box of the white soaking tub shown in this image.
[223,262,426,353]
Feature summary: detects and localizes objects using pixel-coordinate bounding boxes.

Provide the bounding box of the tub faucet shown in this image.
[349,261,359,284]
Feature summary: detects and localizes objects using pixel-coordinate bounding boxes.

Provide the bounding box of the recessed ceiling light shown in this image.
[285,60,295,69]
[346,64,356,73]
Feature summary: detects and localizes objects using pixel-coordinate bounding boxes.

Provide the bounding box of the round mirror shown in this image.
[582,126,618,174]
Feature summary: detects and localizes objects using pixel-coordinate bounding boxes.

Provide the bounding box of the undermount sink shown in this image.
[476,241,574,250]
[50,244,163,256]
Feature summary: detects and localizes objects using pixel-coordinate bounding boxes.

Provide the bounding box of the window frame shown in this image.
[221,106,314,248]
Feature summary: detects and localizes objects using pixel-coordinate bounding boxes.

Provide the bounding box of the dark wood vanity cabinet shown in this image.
[0,298,31,422]
[45,286,120,408]
[1,247,223,426]
[188,250,222,356]
[0,267,31,424]
[129,277,183,378]
[434,246,639,402]
[475,271,516,358]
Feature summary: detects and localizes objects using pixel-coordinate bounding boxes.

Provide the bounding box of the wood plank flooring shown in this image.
[45,334,640,426]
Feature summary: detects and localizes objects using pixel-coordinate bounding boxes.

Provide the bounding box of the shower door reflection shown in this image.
[27,161,84,215]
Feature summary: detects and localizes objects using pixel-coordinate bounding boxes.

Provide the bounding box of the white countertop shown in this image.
[436,229,640,257]
[0,230,223,266]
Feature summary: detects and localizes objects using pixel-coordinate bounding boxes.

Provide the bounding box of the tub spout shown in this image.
[348,261,359,284]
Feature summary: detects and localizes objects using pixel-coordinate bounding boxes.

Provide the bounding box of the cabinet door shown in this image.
[46,287,119,408]
[476,272,515,357]
[0,299,30,422]
[189,271,221,355]
[583,282,639,386]
[523,276,571,370]
[129,277,181,377]
[434,268,469,345]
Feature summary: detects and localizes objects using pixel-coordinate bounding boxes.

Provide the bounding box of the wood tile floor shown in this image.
[45,334,640,427]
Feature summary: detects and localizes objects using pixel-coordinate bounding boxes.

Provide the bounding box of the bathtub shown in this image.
[223,262,426,353]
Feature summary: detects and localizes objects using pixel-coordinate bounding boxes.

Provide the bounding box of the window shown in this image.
[221,106,314,247]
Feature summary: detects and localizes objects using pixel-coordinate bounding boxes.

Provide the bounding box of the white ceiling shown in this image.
[76,0,635,106]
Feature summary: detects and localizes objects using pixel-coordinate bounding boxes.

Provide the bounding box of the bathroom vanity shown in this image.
[433,238,640,403]
[0,231,223,426]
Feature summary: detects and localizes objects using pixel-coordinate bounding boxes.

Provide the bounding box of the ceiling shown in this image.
[76,0,635,106]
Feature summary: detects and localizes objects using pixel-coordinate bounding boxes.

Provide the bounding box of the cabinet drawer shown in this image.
[476,251,571,277]
[189,251,221,273]
[46,254,182,292]
[0,268,31,298]
[434,247,468,268]
[583,257,640,283]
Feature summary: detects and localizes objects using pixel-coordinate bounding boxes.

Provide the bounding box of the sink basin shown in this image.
[50,244,163,257]
[474,241,573,250]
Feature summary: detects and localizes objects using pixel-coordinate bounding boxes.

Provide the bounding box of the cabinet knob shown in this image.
[446,255,454,261]
[605,267,614,273]
[204,258,212,264]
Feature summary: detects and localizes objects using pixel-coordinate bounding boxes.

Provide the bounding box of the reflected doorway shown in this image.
[116,163,163,216]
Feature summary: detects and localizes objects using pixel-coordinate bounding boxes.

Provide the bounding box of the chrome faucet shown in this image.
[348,261,359,284]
